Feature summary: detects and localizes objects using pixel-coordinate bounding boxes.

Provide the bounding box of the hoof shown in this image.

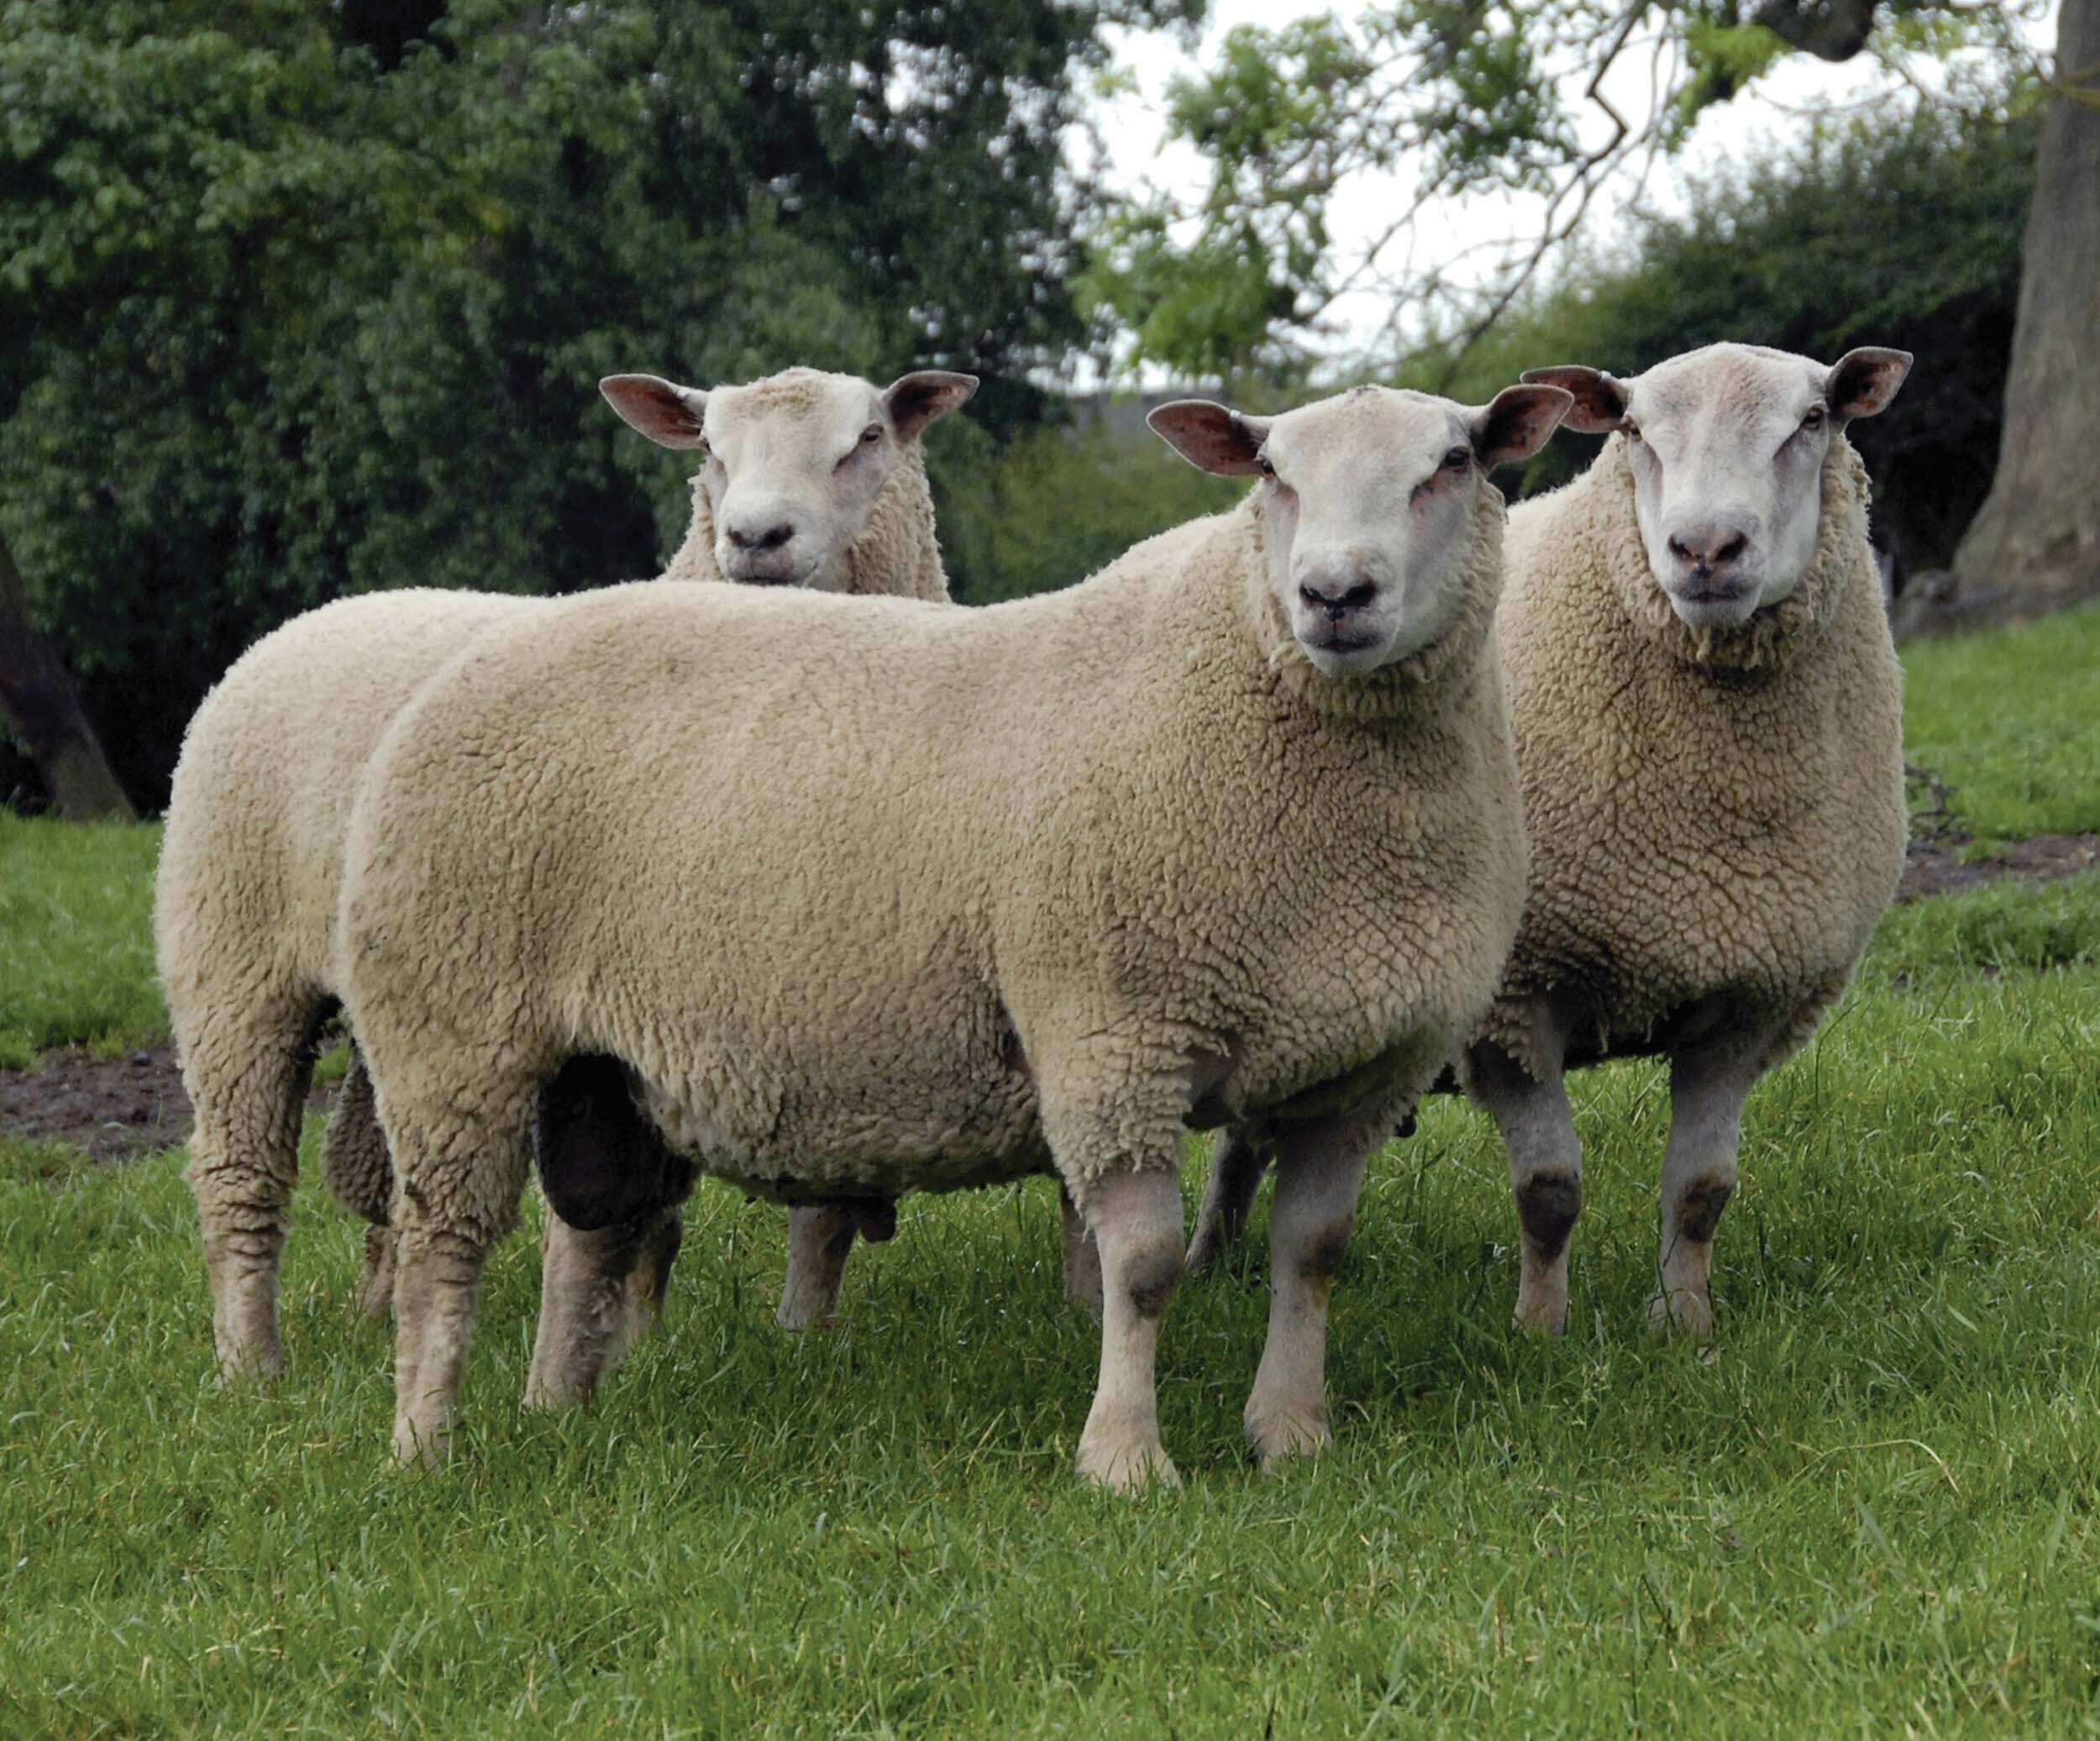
[1245,1408,1332,1468]
[1184,1227,1223,1272]
[1075,1435,1181,1494]
[1511,1280,1569,1336]
[391,1418,451,1469]
[213,1344,285,1388]
[1648,1288,1715,1343]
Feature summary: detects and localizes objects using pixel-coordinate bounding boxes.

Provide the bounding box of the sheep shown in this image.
[329,364,974,1329]
[159,365,976,1385]
[1184,341,1914,1344]
[334,380,1571,1486]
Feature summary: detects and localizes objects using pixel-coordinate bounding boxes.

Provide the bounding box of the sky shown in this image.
[1077,1,2056,377]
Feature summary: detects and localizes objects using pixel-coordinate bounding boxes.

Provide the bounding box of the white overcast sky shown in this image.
[1077,2,2055,376]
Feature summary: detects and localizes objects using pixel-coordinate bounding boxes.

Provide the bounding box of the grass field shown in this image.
[3,606,2100,1733]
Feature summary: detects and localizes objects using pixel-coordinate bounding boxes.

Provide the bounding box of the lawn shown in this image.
[3,606,2099,1733]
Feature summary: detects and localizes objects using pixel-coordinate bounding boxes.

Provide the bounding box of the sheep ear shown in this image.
[1519,366,1628,435]
[1469,385,1574,469]
[883,371,979,442]
[601,375,710,449]
[1826,348,1912,424]
[1147,401,1271,475]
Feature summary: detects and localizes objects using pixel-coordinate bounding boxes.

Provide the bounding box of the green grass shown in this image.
[3,881,2099,1731]
[0,811,166,1067]
[4,602,2100,1731]
[1901,599,2100,852]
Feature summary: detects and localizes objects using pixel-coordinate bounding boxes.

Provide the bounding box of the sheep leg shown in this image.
[527,1209,679,1408]
[1242,1105,1385,1466]
[1651,1036,1764,1341]
[1070,1167,1184,1492]
[778,1204,858,1330]
[1186,1124,1273,1271]
[1470,1028,1582,1336]
[181,995,323,1383]
[1059,1182,1103,1319]
[319,1042,398,1319]
[384,1081,533,1466]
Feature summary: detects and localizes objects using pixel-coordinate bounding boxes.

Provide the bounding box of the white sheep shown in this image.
[1185,342,1913,1343]
[159,365,976,1384]
[335,381,1570,1486]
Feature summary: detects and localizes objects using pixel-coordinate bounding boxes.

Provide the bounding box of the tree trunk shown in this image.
[0,530,136,821]
[1947,0,2100,619]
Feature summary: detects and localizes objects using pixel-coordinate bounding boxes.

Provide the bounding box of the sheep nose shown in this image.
[1297,578,1378,623]
[727,521,795,553]
[1667,522,1751,574]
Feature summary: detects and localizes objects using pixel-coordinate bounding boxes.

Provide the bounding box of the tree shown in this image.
[0,0,1201,810]
[1088,0,2096,620]
[0,530,133,819]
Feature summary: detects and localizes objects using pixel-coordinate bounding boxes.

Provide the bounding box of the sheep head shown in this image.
[1148,382,1570,677]
[601,366,976,590]
[1524,342,1911,632]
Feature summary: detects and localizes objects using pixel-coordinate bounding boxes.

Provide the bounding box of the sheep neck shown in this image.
[1594,433,1872,675]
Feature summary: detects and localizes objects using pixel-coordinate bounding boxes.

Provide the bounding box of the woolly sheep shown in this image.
[160,365,976,1385]
[334,380,1569,1487]
[1185,341,1913,1344]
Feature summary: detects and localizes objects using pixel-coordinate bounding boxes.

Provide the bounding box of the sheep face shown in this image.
[1148,384,1571,677]
[600,366,976,588]
[1525,343,1912,632]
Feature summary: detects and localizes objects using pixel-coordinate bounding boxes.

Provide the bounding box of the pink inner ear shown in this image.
[1149,403,1262,475]
[602,376,706,448]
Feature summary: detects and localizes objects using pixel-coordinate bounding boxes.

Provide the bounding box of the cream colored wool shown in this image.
[341,480,1530,1472]
[160,422,953,1382]
[1482,431,1906,1080]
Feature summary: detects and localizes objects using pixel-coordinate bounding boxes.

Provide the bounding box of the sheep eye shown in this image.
[1799,406,1826,433]
[1255,453,1275,478]
[859,423,883,445]
[1442,445,1470,472]
[1623,422,1643,444]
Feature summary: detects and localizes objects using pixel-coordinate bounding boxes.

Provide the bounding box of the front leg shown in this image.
[1468,1019,1581,1335]
[1069,1167,1185,1492]
[1652,1027,1770,1341]
[779,1205,858,1330]
[1242,1104,1391,1466]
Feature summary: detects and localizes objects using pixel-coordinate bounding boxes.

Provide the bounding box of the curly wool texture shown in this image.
[1480,433,1906,1079]
[660,406,950,602]
[159,432,955,1240]
[339,485,1529,1236]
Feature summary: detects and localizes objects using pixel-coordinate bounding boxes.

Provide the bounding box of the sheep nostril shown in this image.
[1341,581,1377,611]
[730,523,795,553]
[1714,533,1747,566]
[1667,536,1693,563]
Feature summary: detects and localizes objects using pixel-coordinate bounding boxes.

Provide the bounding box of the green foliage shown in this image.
[936,415,1245,605]
[1092,0,2040,388]
[1404,98,2036,571]
[0,0,1200,807]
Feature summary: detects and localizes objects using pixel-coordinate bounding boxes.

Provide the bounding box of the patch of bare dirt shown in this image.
[1898,831,2100,903]
[0,1043,339,1165]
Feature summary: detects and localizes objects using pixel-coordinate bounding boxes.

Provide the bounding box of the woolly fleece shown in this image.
[160,422,953,1375]
[1481,431,1906,1079]
[340,480,1529,1449]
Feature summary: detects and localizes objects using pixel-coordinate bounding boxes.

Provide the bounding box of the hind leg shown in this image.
[779,1205,858,1330]
[528,1209,686,1407]
[525,1056,695,1405]
[320,1042,397,1319]
[382,1077,535,1466]
[1186,1124,1273,1271]
[180,994,326,1382]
